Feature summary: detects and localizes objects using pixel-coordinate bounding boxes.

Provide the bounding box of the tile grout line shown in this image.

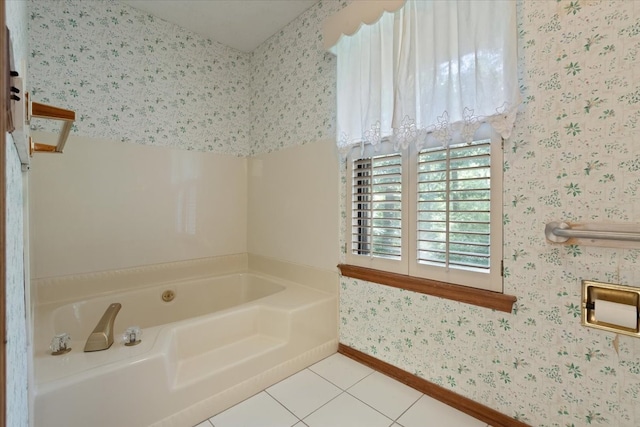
[264,367,344,423]
[293,389,346,423]
[385,392,423,426]
[336,369,423,425]
[307,361,376,391]
[301,364,398,424]
[285,367,353,424]
[342,387,415,425]
[201,355,487,427]
[262,389,305,425]
[266,363,409,426]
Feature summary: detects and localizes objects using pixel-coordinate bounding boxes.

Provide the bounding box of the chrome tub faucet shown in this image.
[84,303,122,352]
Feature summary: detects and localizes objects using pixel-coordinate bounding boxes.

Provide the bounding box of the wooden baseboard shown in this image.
[338,344,530,427]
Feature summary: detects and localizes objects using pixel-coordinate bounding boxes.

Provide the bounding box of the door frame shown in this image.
[1,0,10,425]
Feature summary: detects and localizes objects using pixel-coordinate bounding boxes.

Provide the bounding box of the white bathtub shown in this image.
[33,259,337,427]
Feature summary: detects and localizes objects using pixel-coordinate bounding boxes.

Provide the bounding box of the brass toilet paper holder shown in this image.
[582,280,640,337]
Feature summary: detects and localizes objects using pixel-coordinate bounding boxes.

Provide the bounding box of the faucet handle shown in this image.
[123,326,142,346]
[50,333,72,355]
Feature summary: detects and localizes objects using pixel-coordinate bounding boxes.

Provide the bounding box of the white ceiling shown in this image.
[121,0,319,53]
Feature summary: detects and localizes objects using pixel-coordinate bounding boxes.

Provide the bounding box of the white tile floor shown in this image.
[194,353,490,427]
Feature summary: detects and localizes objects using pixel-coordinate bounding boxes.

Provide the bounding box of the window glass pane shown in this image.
[418,211,447,221]
[418,191,446,202]
[450,178,489,191]
[418,221,446,232]
[450,190,490,200]
[450,201,490,211]
[449,253,489,269]
[449,211,490,222]
[450,232,490,245]
[450,221,490,233]
[420,201,447,211]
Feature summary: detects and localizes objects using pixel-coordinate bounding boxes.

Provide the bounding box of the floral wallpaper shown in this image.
[340,1,640,426]
[28,0,346,156]
[248,0,345,155]
[28,0,252,155]
[5,143,28,427]
[6,1,29,426]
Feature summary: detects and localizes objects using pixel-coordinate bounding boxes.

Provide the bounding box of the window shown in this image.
[328,0,518,307]
[347,127,503,292]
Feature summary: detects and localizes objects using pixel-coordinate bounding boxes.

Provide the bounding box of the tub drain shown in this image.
[161,290,175,302]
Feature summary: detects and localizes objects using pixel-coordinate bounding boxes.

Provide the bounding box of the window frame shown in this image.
[344,127,513,308]
[408,129,503,292]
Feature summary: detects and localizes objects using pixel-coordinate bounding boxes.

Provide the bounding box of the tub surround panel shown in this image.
[28,0,252,155]
[340,1,640,425]
[248,254,338,296]
[29,133,248,279]
[247,139,340,273]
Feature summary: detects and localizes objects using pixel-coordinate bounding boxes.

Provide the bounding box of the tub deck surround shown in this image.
[32,255,338,427]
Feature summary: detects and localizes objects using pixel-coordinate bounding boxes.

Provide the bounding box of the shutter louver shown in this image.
[351,154,402,260]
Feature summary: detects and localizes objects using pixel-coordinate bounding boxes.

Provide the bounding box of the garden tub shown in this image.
[33,259,337,427]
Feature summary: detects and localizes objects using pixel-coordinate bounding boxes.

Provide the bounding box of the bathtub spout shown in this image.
[84,303,122,352]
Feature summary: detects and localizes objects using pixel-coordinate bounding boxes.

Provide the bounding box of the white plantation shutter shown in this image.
[347,131,502,291]
[351,154,403,260]
[417,140,492,271]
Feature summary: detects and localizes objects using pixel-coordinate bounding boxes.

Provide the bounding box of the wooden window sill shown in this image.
[338,264,517,313]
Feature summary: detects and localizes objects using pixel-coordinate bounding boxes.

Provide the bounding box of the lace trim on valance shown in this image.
[339,102,519,158]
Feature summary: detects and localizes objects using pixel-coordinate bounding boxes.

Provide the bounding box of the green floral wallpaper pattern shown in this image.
[340,1,640,426]
[29,0,252,154]
[6,1,29,426]
[28,0,347,156]
[248,0,345,155]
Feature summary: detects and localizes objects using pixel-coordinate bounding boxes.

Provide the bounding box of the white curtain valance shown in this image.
[326,0,521,156]
[322,0,406,51]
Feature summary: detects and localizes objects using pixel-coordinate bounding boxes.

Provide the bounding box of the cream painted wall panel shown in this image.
[248,139,339,272]
[30,134,247,279]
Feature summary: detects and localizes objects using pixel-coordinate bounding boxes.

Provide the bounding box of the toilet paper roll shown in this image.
[594,299,638,329]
